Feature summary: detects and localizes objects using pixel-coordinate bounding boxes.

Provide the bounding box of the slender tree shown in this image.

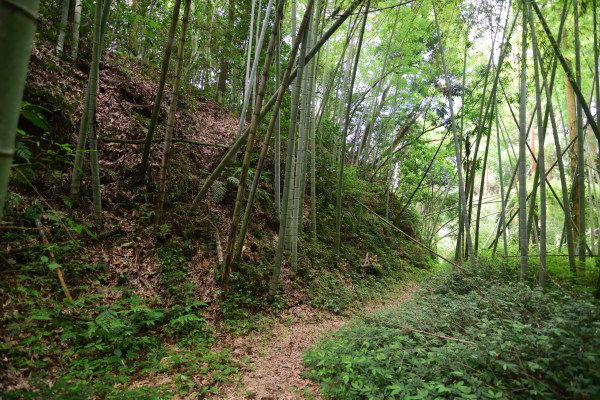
[433,0,475,268]
[518,0,528,280]
[188,0,363,212]
[573,0,586,267]
[334,0,369,259]
[71,0,82,60]
[56,0,71,56]
[274,23,282,218]
[140,0,182,175]
[69,0,112,226]
[216,0,235,103]
[495,96,508,257]
[528,2,546,285]
[220,0,287,293]
[155,0,191,224]
[269,0,315,299]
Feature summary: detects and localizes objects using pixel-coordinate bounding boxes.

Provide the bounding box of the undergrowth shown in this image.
[1,239,237,399]
[303,261,600,399]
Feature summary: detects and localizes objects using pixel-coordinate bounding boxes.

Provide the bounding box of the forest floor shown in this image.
[207,280,419,400]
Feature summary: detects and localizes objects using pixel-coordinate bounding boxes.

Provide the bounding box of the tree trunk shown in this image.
[56,0,71,57]
[0,0,40,218]
[155,0,191,223]
[217,0,235,103]
[334,1,368,260]
[268,4,312,297]
[139,0,182,175]
[518,0,528,281]
[129,0,139,56]
[70,0,111,222]
[573,0,586,268]
[235,0,273,137]
[71,0,82,61]
[220,0,286,293]
[274,24,281,219]
[433,0,475,269]
[233,2,307,267]
[529,2,546,286]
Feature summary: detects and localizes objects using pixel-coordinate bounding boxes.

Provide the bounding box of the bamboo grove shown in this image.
[2,0,600,298]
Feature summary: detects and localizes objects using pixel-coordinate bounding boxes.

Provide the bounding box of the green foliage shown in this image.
[303,264,600,399]
[2,237,236,398]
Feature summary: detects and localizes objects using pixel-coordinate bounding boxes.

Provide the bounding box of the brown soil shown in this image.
[209,281,419,400]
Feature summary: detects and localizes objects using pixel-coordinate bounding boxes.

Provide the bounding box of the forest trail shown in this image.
[210,281,419,400]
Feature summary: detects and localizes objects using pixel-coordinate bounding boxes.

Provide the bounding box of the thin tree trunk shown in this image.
[220,0,286,293]
[593,0,600,287]
[529,2,546,286]
[274,24,281,219]
[129,0,139,56]
[433,1,475,268]
[236,0,273,137]
[495,91,508,258]
[269,1,315,299]
[56,0,71,57]
[574,0,586,268]
[309,0,323,242]
[69,0,111,220]
[139,0,182,175]
[518,0,528,281]
[334,0,369,259]
[217,0,235,103]
[71,0,82,61]
[474,97,495,256]
[233,4,308,267]
[155,0,191,223]
[289,7,312,279]
[0,0,40,218]
[188,0,363,212]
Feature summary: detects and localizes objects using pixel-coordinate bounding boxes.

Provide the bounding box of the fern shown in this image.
[212,180,227,203]
[14,141,32,164]
[226,176,240,188]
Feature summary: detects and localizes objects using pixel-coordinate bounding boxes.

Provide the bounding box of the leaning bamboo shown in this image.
[155,0,191,223]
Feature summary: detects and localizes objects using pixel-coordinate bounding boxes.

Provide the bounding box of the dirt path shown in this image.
[209,281,418,400]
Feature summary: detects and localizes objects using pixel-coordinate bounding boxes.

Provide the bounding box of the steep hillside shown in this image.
[1,38,428,397]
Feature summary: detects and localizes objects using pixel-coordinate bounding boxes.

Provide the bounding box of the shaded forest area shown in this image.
[1,0,600,398]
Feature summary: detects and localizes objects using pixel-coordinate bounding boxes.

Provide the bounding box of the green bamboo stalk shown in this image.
[274,23,281,219]
[56,0,71,57]
[0,0,40,219]
[518,0,528,280]
[70,0,111,219]
[269,4,313,299]
[433,0,475,268]
[528,1,546,285]
[219,0,286,293]
[289,6,312,279]
[139,0,182,175]
[574,0,586,267]
[309,0,323,242]
[155,0,191,223]
[233,3,310,267]
[188,0,363,212]
[334,0,369,260]
[89,0,112,226]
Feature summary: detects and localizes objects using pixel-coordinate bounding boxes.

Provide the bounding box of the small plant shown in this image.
[303,264,600,399]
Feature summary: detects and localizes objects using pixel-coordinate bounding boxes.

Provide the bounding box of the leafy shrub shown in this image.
[303,265,600,399]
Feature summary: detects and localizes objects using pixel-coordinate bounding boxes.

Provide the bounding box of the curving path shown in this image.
[210,281,418,399]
